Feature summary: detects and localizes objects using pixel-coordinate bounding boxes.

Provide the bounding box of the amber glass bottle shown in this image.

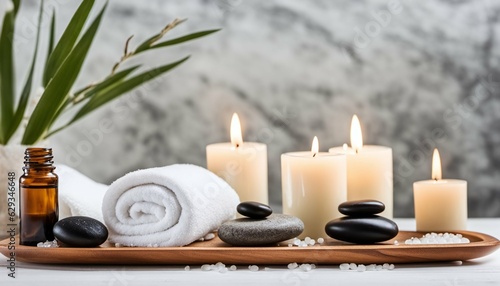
[19,148,59,246]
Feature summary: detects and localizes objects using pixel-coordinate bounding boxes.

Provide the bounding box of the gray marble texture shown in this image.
[5,0,500,217]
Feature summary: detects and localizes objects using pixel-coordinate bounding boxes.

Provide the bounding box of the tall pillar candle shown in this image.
[329,115,393,218]
[282,136,347,239]
[413,148,467,231]
[206,113,268,204]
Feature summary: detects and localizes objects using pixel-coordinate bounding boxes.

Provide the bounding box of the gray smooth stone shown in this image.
[53,216,108,247]
[218,214,304,246]
[338,200,385,216]
[325,216,399,244]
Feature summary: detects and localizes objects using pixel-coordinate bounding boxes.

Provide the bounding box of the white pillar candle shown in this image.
[282,136,347,239]
[206,113,268,204]
[329,115,393,218]
[413,148,467,231]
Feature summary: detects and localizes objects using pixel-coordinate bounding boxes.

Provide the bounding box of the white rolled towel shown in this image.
[102,164,240,247]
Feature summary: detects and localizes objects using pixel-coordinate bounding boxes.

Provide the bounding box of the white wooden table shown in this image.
[1,219,499,286]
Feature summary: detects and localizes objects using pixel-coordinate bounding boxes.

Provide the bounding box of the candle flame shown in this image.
[230,113,243,147]
[311,136,319,157]
[432,148,442,181]
[350,115,363,153]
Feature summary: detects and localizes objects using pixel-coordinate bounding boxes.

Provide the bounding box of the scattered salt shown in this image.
[36,240,59,248]
[184,266,190,271]
[341,263,395,272]
[317,238,325,244]
[229,265,237,271]
[264,267,271,271]
[404,233,470,245]
[201,264,211,271]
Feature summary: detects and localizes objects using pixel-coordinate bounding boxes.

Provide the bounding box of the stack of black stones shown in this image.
[325,200,399,244]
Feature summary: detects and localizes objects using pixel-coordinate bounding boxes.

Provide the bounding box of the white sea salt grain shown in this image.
[376,265,383,270]
[317,238,325,244]
[201,264,211,271]
[349,263,358,270]
[393,240,399,245]
[219,267,228,273]
[229,265,237,271]
[389,264,395,270]
[357,264,366,272]
[288,243,293,247]
[366,264,376,271]
[288,262,298,270]
[184,266,190,271]
[382,263,390,269]
[299,264,312,272]
[249,265,259,272]
[204,233,216,241]
[339,263,350,270]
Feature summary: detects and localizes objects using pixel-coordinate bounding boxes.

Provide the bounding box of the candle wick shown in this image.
[236,143,240,148]
[313,153,317,158]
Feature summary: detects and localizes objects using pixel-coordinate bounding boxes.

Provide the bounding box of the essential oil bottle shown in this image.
[19,148,59,246]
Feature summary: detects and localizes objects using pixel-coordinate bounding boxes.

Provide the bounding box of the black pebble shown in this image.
[237,201,273,219]
[53,216,108,247]
[338,200,385,216]
[325,216,399,244]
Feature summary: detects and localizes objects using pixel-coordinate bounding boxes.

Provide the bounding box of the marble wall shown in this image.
[6,0,500,217]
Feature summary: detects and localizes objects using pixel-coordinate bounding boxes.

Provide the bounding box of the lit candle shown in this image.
[413,148,467,231]
[206,113,268,204]
[329,115,394,218]
[282,136,347,238]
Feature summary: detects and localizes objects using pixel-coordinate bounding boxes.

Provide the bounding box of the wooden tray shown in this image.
[1,231,499,265]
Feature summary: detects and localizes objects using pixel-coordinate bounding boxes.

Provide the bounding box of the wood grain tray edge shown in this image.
[1,230,499,265]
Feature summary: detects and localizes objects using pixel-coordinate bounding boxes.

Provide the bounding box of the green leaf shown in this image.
[74,65,141,99]
[4,0,45,144]
[12,0,20,15]
[42,0,95,87]
[45,65,140,132]
[134,19,187,54]
[70,56,189,124]
[22,2,107,145]
[147,29,220,51]
[0,8,16,143]
[46,9,56,64]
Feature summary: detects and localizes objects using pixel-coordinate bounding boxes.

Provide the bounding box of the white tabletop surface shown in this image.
[1,218,499,286]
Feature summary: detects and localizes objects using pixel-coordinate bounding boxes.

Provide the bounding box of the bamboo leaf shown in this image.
[69,56,189,124]
[42,0,95,87]
[12,0,20,15]
[4,0,45,144]
[134,18,186,54]
[22,2,107,145]
[147,29,220,51]
[74,65,141,99]
[46,8,56,64]
[0,8,16,143]
[45,65,140,132]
